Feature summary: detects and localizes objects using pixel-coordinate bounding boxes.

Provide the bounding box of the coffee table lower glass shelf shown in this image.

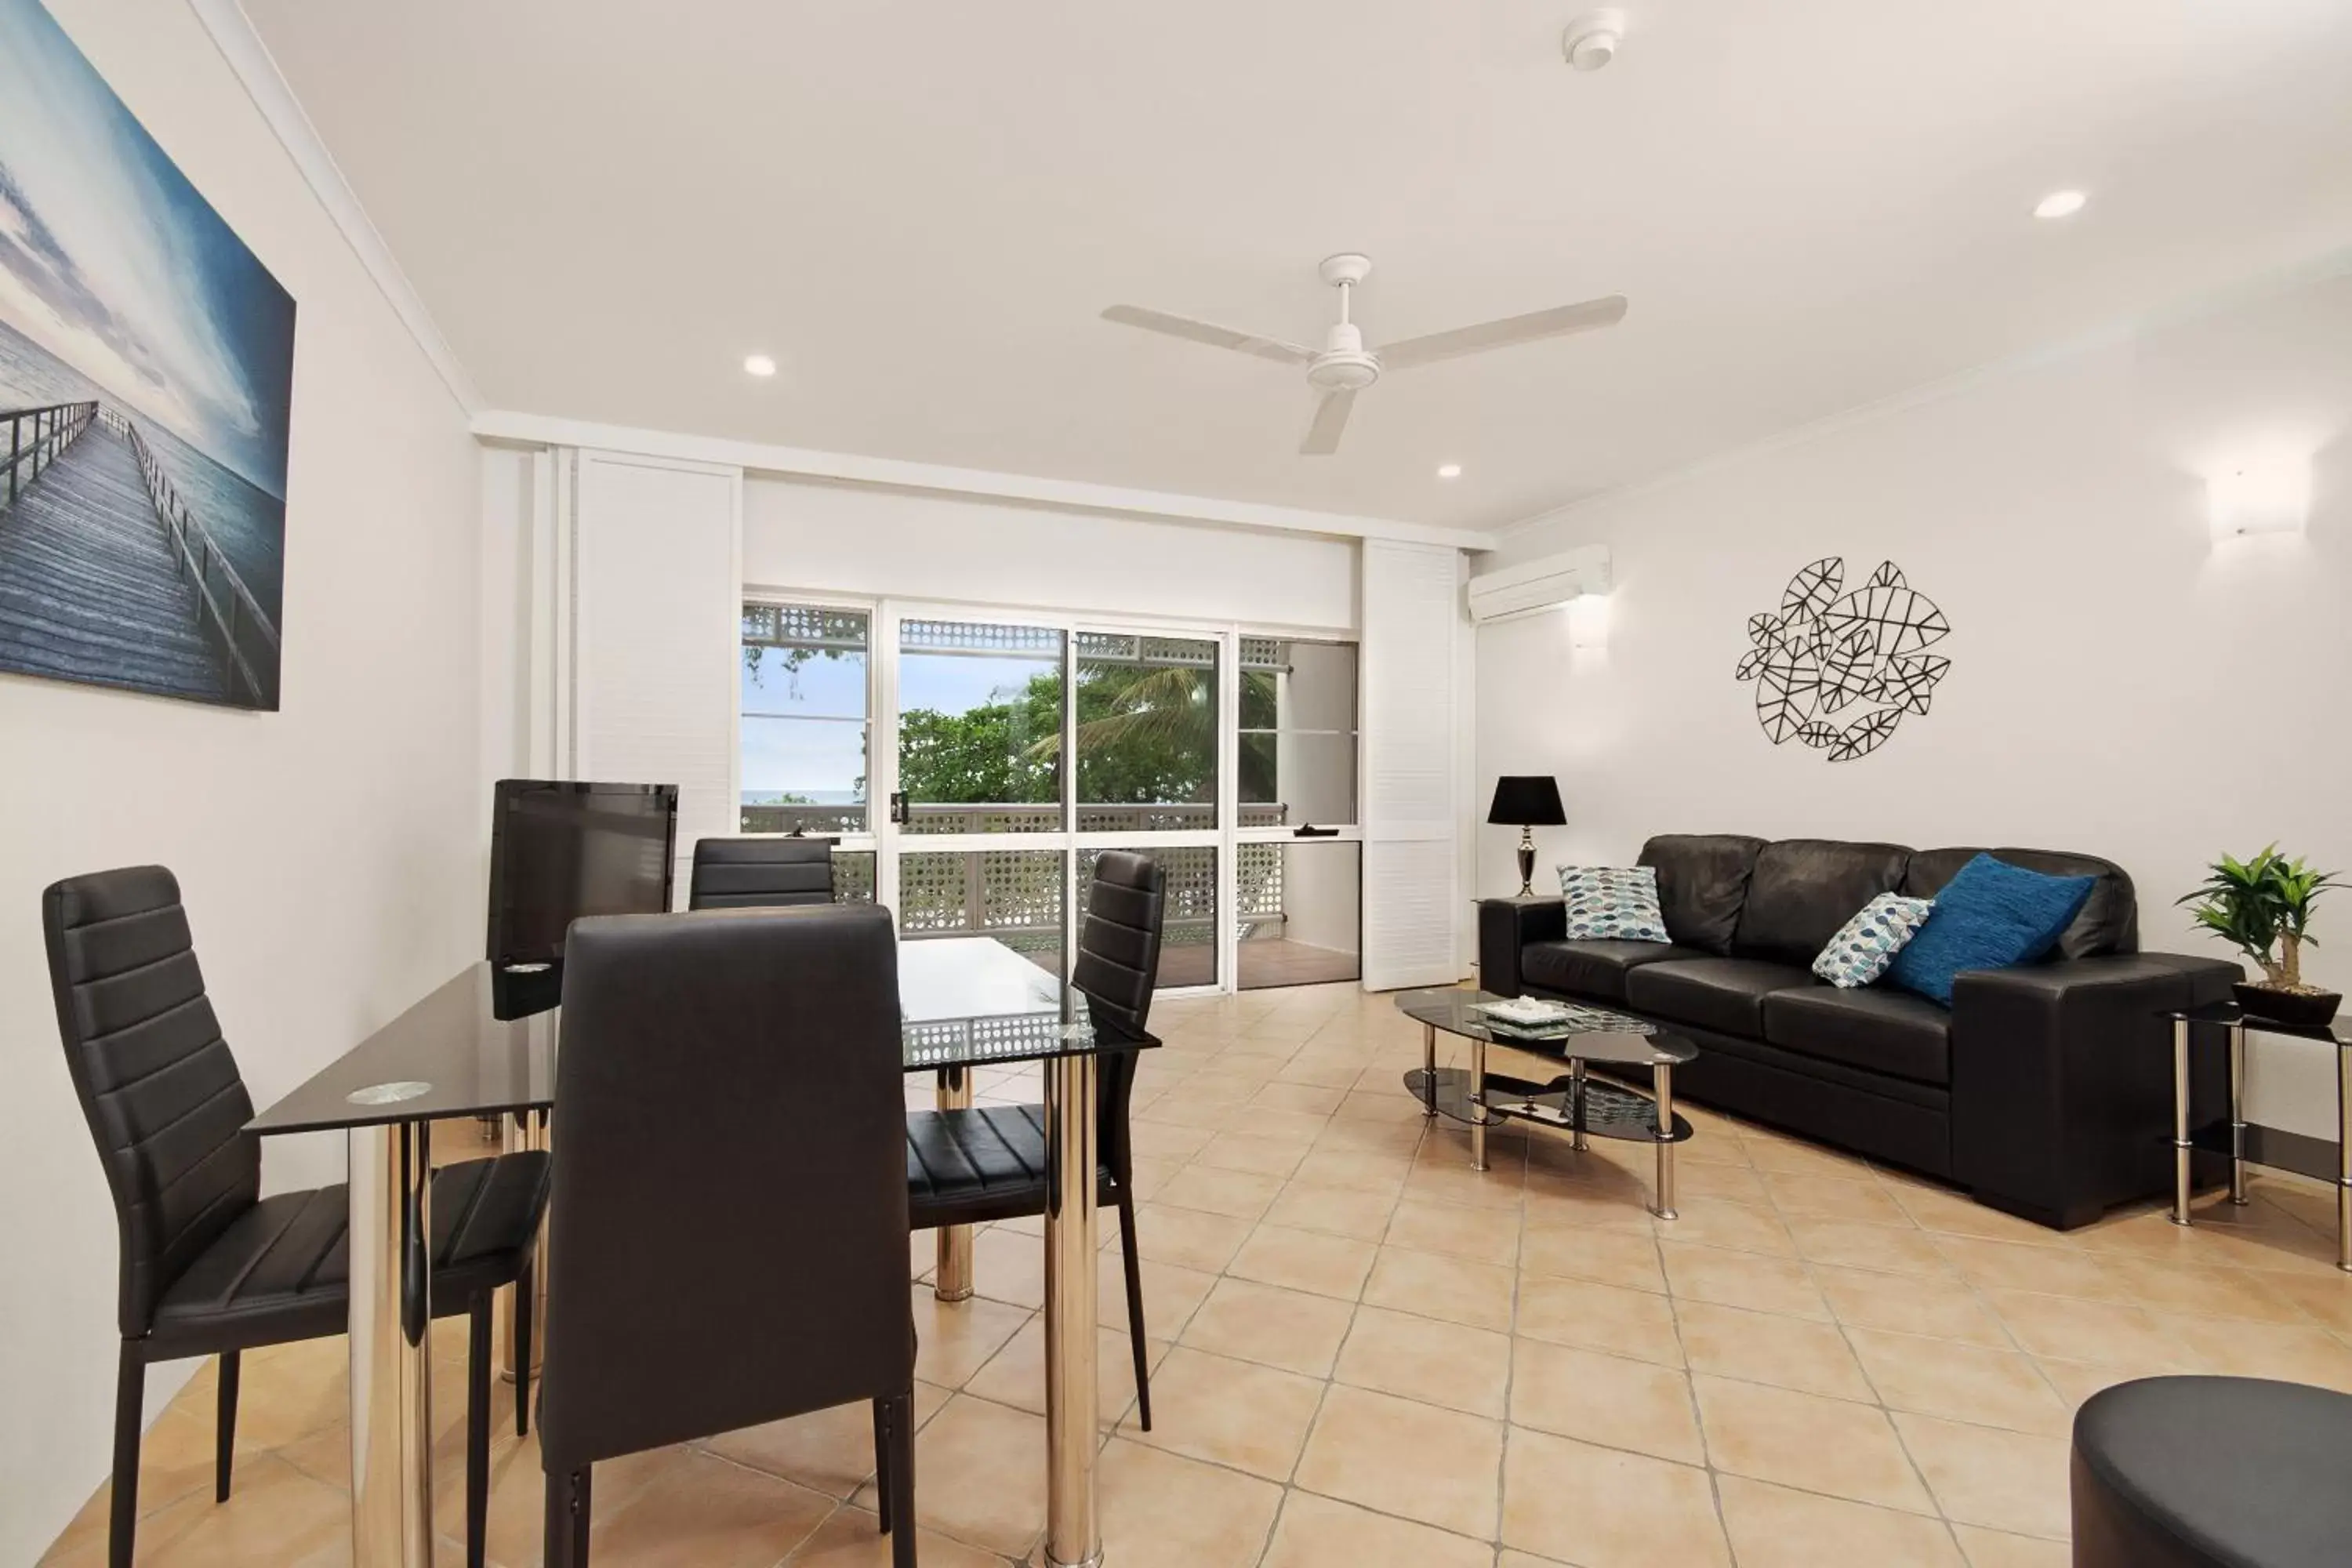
[1395,988,1698,1220]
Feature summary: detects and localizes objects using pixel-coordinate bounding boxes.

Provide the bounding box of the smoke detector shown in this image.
[1563,9,1627,71]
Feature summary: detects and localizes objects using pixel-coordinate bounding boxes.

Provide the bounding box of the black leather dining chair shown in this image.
[686,835,837,909]
[904,850,1167,1428]
[539,904,916,1568]
[42,866,552,1568]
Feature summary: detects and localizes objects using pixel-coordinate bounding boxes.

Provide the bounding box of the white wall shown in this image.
[0,1,484,1555]
[1476,265,2352,1134]
[742,476,1358,631]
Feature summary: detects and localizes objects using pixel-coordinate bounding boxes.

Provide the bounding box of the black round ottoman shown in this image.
[2072,1375,2352,1567]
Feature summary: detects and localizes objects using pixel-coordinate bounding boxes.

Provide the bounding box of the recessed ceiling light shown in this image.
[1436,463,1463,479]
[2033,190,2087,220]
[742,354,778,377]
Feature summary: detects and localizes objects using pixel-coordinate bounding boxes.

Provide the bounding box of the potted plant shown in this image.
[2179,846,2343,1028]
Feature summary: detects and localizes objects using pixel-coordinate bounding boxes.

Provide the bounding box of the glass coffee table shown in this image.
[1396,988,1698,1219]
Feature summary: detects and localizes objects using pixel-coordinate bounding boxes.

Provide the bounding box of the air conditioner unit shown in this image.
[1465,545,1611,625]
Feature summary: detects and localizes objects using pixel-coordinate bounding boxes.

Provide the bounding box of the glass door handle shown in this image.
[889,791,909,826]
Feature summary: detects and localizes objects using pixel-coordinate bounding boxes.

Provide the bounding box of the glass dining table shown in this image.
[246,935,1155,1568]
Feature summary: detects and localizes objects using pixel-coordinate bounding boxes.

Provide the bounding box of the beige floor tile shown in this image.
[1097,1251,1218,1341]
[1658,1159,1773,1206]
[1520,1227,1666,1293]
[706,1383,952,1497]
[2092,1254,2318,1326]
[1655,1196,1799,1258]
[1515,1274,1686,1367]
[1180,1276,1357,1377]
[1717,1475,1966,1568]
[1096,1438,1285,1568]
[962,1318,1161,1428]
[1294,1385,1504,1537]
[1978,1290,2194,1369]
[1192,1131,1312,1178]
[1362,1247,1518,1333]
[1403,1156,1530,1214]
[1676,1301,1875,1403]
[1262,1180,1399,1241]
[967,1225,1047,1310]
[2252,1268,2352,1334]
[1936,1236,2122,1301]
[1292,1148,1414,1196]
[1816,1264,2013,1346]
[97,1454,350,1568]
[1127,1203,1255,1273]
[1261,1490,1494,1568]
[1119,1345,1324,1480]
[780,1506,1004,1567]
[1846,1329,2071,1436]
[909,1289,1033,1389]
[901,1396,1048,1557]
[1226,1222,1377,1301]
[1510,1339,1704,1463]
[1384,1198,1523,1267]
[1762,1172,1914,1225]
[1785,1215,1955,1276]
[1519,1177,1663,1233]
[1893,1412,2071,1540]
[1693,1374,1934,1514]
[1952,1523,2073,1568]
[1334,1305,1511,1417]
[1153,1163,1286,1223]
[1500,1427,1730,1568]
[1659,1241,1830,1320]
[2163,1315,2352,1388]
[1253,1080,1347,1116]
[588,1448,836,1568]
[1889,1182,2064,1243]
[1127,1121,1215,1163]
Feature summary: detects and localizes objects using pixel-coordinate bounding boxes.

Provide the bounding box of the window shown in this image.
[1239,637,1358,829]
[1075,633,1218,831]
[740,604,870,834]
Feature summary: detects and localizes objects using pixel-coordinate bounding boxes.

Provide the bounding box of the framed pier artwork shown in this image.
[0,0,294,710]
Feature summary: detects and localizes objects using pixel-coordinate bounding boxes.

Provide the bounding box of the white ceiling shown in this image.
[241,0,2352,532]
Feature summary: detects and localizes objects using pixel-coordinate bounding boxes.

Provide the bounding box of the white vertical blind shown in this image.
[1359,539,1466,989]
[568,449,742,907]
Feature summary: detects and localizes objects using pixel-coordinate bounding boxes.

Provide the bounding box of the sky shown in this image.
[0,0,295,498]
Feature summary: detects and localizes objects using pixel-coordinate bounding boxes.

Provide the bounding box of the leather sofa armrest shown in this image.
[1477,898,1565,997]
[1950,953,2241,1228]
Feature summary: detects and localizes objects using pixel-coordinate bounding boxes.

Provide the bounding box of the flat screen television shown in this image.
[486,779,679,969]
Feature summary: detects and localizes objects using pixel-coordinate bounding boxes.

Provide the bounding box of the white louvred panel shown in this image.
[1360,539,1465,989]
[569,450,742,908]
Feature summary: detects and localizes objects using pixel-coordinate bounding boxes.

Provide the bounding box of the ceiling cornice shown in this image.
[188,0,482,416]
[472,409,1501,550]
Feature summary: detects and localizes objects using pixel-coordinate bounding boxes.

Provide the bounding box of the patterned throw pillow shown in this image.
[1558,866,1671,943]
[1813,893,1936,989]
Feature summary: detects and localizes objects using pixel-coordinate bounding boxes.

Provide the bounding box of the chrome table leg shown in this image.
[2338,1044,2351,1274]
[1468,1034,1489,1173]
[2171,1019,2194,1227]
[935,1065,975,1302]
[1652,1062,1678,1221]
[1570,1058,1588,1152]
[1042,1052,1102,1568]
[349,1119,433,1568]
[1421,1022,1436,1118]
[502,1107,548,1381]
[2230,1023,2250,1206]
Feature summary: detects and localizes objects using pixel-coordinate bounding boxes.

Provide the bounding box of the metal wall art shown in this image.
[1734,557,1950,761]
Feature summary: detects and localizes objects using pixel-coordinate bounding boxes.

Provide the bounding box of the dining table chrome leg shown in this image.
[1570,1058,1588,1152]
[1042,1051,1102,1568]
[502,1107,549,1381]
[1651,1062,1678,1221]
[1468,1035,1489,1173]
[2338,1043,2352,1274]
[1421,1022,1436,1118]
[2228,1024,2250,1206]
[2171,1019,2194,1227]
[349,1119,433,1568]
[935,1065,975,1302]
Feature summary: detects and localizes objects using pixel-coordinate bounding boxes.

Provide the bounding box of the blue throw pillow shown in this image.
[1886,854,2097,1007]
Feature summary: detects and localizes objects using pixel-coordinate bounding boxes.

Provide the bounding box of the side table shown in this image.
[2157,1001,2351,1272]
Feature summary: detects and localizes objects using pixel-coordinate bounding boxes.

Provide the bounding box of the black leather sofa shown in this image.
[1478,835,2241,1229]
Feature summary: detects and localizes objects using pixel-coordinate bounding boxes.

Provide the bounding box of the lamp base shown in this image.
[1516,829,1537,898]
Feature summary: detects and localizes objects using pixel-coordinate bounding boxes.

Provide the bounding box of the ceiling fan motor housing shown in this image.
[1310,321,1381,390]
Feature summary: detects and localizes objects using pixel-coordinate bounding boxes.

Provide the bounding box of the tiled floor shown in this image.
[42,981,2352,1566]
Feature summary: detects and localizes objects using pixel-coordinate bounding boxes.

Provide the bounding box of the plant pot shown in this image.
[2232,982,2343,1030]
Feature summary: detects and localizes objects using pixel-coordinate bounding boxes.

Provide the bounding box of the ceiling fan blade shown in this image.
[1101,305,1314,365]
[1377,295,1628,372]
[1299,388,1357,456]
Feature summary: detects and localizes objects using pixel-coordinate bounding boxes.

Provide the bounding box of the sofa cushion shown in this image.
[1625,957,1817,1039]
[1888,853,2099,1007]
[1557,865,1672,942]
[1761,985,1954,1087]
[1639,834,1766,956]
[1733,840,1914,965]
[1523,938,1704,1003]
[1905,847,2137,960]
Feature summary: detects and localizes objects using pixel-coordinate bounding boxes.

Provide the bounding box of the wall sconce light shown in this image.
[1566,593,1610,650]
[2209,461,2309,539]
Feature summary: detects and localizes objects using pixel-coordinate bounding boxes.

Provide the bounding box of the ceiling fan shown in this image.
[1102,253,1627,456]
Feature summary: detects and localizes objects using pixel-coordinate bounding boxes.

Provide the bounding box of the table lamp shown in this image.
[1487,775,1566,897]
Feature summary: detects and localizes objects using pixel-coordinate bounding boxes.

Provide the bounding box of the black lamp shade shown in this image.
[1487,775,1565,827]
